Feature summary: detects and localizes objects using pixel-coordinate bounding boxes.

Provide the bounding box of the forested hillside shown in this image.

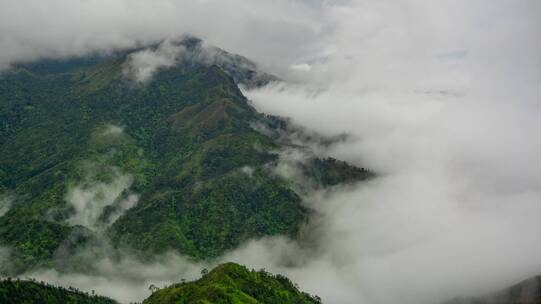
[0,279,117,304]
[0,37,373,273]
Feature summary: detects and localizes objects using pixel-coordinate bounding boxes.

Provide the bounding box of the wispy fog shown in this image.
[27,251,207,303]
[1,1,541,304]
[123,40,184,83]
[0,195,13,218]
[65,168,134,230]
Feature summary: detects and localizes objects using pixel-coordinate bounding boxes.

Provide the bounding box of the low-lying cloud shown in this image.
[65,167,135,230]
[27,250,207,303]
[236,2,541,303]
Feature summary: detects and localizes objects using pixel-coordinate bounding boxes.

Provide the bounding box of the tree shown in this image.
[148,284,159,293]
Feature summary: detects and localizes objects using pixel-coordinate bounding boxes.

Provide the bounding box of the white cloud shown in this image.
[290,63,312,72]
[0,0,323,74]
[123,40,185,83]
[27,251,208,303]
[235,2,541,303]
[65,167,135,230]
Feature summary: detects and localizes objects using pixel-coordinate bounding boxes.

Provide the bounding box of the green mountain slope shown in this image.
[0,38,372,273]
[143,262,321,304]
[0,279,117,304]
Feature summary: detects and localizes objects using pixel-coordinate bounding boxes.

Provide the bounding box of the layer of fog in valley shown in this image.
[1,1,541,304]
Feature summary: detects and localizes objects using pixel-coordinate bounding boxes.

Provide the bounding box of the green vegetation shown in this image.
[0,263,321,304]
[303,158,373,187]
[0,39,372,272]
[143,262,321,304]
[0,279,117,304]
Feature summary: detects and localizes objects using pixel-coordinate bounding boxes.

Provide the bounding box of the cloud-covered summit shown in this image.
[122,36,277,86]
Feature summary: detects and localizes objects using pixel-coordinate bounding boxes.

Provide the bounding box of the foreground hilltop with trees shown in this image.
[0,262,321,304]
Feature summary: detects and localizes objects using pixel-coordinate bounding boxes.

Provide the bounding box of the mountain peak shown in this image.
[143,262,322,304]
[0,38,370,274]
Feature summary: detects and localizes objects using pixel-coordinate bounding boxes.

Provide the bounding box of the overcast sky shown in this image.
[2,1,541,304]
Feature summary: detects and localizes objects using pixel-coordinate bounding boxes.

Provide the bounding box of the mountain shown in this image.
[143,262,321,304]
[445,275,541,304]
[0,37,373,273]
[0,263,320,304]
[0,279,117,304]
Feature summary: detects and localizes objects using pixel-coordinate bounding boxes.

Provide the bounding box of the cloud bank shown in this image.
[0,0,323,74]
[2,1,541,304]
[238,1,541,303]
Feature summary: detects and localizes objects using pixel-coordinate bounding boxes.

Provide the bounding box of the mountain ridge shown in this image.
[0,37,373,274]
